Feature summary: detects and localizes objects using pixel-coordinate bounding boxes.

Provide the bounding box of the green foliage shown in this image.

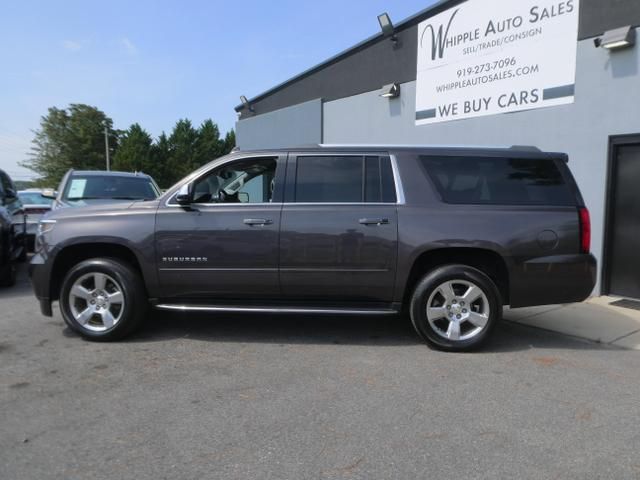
[107,119,235,188]
[196,119,224,167]
[112,124,153,174]
[22,103,236,189]
[21,104,118,187]
[167,119,199,181]
[223,129,236,153]
[13,180,37,190]
[152,120,235,188]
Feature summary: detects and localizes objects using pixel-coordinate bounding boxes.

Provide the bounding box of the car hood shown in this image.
[56,198,141,209]
[46,199,158,220]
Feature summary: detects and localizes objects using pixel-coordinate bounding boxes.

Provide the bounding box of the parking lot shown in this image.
[2,263,640,480]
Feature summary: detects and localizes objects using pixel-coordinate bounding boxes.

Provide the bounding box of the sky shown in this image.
[0,0,435,181]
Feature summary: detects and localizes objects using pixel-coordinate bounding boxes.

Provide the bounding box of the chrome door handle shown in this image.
[244,218,273,226]
[359,218,389,226]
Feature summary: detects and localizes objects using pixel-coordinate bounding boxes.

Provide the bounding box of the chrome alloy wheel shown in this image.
[426,280,490,342]
[68,272,125,332]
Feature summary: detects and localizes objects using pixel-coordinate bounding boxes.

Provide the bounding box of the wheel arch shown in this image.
[401,247,510,308]
[50,241,147,301]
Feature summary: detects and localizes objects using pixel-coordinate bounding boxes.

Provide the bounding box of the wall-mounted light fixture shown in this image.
[377,13,398,44]
[594,26,636,51]
[240,95,254,113]
[380,83,401,99]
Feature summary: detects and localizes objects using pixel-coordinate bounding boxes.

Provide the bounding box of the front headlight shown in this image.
[37,219,57,236]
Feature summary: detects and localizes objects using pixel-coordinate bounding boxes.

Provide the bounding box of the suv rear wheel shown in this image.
[59,258,147,341]
[410,265,501,352]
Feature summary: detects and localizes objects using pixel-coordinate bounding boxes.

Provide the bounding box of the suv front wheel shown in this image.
[410,265,501,352]
[59,258,147,341]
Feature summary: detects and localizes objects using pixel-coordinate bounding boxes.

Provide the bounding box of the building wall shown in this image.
[235,99,322,150]
[236,0,640,119]
[322,29,640,293]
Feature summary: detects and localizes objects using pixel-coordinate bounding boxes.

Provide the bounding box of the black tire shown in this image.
[59,258,147,341]
[410,265,502,352]
[0,262,17,288]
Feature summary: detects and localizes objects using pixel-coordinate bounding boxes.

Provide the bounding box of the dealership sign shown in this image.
[415,0,579,125]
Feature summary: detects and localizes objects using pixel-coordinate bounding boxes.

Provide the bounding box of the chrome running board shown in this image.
[155,304,398,315]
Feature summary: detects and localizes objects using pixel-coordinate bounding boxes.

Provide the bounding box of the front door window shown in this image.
[192,158,277,204]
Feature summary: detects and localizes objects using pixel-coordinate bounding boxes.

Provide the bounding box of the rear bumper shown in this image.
[510,254,597,308]
[29,252,53,317]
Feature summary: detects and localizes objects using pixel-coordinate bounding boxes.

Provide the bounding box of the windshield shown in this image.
[63,175,160,202]
[18,191,53,206]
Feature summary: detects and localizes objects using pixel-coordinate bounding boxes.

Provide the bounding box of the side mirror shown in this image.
[175,184,193,205]
[41,189,57,199]
[238,192,249,203]
[5,188,17,200]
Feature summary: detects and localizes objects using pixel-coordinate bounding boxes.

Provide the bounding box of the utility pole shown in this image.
[104,125,110,171]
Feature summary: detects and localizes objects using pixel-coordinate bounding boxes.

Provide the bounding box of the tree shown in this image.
[223,129,236,153]
[148,122,235,189]
[195,119,223,168]
[22,104,118,186]
[112,124,153,174]
[166,119,199,181]
[151,133,172,188]
[22,103,237,190]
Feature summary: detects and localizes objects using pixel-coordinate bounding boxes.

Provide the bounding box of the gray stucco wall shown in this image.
[323,30,640,294]
[236,99,322,150]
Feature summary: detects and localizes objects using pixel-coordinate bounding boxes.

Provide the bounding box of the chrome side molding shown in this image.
[155,304,398,315]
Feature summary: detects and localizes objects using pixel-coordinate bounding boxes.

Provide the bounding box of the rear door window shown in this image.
[295,155,396,203]
[421,156,574,206]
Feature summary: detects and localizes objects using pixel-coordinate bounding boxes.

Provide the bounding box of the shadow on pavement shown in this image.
[0,263,32,301]
[118,309,614,353]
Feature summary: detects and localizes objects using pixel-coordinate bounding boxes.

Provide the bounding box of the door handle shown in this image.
[244,218,273,226]
[359,218,390,226]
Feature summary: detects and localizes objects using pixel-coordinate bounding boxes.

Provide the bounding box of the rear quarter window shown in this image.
[421,156,575,206]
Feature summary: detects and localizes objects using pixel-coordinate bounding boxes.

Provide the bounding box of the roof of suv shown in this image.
[233,144,567,160]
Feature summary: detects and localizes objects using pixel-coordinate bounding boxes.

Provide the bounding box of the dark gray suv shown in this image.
[30,145,596,351]
[1,168,27,286]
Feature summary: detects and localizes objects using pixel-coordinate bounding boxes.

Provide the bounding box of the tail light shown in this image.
[578,207,591,254]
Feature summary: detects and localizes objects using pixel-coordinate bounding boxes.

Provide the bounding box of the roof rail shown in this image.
[318,143,518,149]
[509,145,541,152]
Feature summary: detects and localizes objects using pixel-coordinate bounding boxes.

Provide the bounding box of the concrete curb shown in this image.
[504,297,640,350]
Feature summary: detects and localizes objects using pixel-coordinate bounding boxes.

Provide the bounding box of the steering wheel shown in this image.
[217,188,240,203]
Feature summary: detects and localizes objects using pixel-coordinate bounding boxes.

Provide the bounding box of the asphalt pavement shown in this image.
[2,263,640,480]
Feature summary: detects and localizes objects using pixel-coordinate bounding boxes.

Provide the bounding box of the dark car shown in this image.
[18,189,53,251]
[48,170,161,210]
[0,169,28,286]
[30,145,596,351]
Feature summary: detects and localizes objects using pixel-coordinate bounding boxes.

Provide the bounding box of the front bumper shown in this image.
[510,253,597,308]
[29,251,54,317]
